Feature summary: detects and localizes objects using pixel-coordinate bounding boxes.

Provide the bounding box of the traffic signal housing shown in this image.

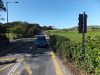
[78,14,83,33]
[78,13,87,33]
[84,14,87,33]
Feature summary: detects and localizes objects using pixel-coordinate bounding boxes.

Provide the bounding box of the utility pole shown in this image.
[6,2,9,39]
[6,2,8,23]
[6,2,19,39]
[82,12,85,50]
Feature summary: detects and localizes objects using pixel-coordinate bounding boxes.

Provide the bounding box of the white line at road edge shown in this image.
[7,58,23,75]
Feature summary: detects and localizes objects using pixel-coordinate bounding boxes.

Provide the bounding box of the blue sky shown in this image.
[1,0,100,28]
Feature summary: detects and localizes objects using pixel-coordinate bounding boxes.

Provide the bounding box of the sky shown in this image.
[0,0,100,28]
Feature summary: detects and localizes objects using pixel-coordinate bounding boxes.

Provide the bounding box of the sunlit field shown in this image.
[48,28,100,42]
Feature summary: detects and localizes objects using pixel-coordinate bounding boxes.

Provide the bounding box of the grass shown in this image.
[47,29,100,42]
[48,28,100,75]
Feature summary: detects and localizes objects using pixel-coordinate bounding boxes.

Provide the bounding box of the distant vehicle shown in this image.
[35,36,48,48]
[38,32,44,35]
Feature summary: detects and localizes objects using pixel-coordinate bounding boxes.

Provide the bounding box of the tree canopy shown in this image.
[0,0,6,11]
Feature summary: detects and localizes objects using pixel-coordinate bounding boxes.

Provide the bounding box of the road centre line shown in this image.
[25,47,33,56]
[7,61,19,75]
[12,59,23,72]
[7,58,23,75]
[7,46,32,75]
[28,47,33,52]
[0,41,27,75]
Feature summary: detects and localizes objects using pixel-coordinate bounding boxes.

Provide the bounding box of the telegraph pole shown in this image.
[6,2,19,39]
[6,2,8,23]
[82,12,85,50]
[6,2,9,39]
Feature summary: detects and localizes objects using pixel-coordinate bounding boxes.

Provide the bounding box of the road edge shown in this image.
[51,52,64,75]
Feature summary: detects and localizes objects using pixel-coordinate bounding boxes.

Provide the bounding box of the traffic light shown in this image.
[78,13,87,33]
[84,14,87,33]
[78,14,83,33]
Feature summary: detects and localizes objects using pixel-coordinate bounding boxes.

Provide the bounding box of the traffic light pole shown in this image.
[82,12,85,51]
[78,12,87,62]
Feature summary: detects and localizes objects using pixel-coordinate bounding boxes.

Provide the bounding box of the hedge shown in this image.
[49,35,100,75]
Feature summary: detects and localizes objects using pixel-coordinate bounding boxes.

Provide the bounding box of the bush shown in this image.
[49,35,100,75]
[0,35,9,46]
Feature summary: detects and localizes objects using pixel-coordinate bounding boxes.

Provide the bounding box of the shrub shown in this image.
[49,35,100,75]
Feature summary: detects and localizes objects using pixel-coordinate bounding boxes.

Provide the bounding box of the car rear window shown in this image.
[37,36,46,40]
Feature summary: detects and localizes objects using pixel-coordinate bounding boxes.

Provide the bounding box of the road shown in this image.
[0,36,70,75]
[0,38,33,75]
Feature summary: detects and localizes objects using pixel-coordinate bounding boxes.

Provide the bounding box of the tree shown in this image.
[42,26,53,30]
[2,21,42,38]
[48,26,53,30]
[26,27,35,36]
[0,25,7,34]
[10,24,27,38]
[0,0,6,11]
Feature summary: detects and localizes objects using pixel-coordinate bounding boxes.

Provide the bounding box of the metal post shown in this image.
[82,12,85,51]
[6,2,19,39]
[6,2,8,23]
[6,2,9,39]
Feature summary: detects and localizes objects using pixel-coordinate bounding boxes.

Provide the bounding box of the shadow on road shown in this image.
[0,38,50,65]
[0,40,27,57]
[0,60,16,65]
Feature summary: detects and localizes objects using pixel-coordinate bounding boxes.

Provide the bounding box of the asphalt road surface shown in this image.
[0,37,57,75]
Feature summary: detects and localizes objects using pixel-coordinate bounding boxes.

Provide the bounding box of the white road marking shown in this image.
[30,47,33,50]
[25,47,33,56]
[7,62,18,75]
[7,59,23,75]
[12,59,23,72]
[7,46,32,75]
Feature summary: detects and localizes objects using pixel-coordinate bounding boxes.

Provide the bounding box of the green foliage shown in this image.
[26,26,40,36]
[49,35,100,75]
[0,25,7,34]
[42,26,53,30]
[48,29,100,42]
[10,25,26,34]
[0,0,6,11]
[3,21,41,38]
[10,24,27,38]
